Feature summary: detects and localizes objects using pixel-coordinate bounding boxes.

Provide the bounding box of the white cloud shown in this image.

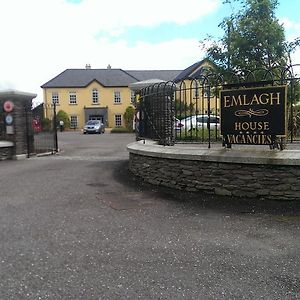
[291,49,300,68]
[280,17,300,41]
[72,0,219,35]
[280,17,294,30]
[0,0,219,103]
[279,17,300,66]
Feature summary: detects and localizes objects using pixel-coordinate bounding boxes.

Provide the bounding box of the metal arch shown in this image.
[137,65,300,145]
[222,71,241,85]
[268,65,286,82]
[243,69,257,82]
[281,64,300,81]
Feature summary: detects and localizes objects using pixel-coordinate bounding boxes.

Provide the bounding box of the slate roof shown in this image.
[126,70,181,82]
[174,59,216,82]
[41,68,181,88]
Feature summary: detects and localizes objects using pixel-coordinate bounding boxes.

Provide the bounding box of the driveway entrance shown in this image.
[0,131,299,299]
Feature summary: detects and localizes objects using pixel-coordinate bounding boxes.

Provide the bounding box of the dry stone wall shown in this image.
[129,152,300,201]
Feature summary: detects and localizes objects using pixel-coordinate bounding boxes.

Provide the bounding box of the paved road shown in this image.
[0,131,299,300]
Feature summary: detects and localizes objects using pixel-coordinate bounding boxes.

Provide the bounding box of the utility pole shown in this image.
[227,19,232,71]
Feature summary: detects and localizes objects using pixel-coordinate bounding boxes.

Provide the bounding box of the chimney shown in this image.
[85,64,91,69]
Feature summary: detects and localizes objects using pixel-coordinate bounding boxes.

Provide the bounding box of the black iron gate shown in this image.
[28,103,58,156]
[137,65,300,147]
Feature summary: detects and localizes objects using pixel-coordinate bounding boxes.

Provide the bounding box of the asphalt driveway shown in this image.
[0,131,299,299]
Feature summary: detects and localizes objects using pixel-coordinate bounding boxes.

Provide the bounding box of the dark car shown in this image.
[83,120,105,134]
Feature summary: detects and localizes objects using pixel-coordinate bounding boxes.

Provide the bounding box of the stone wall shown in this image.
[0,90,36,160]
[0,147,13,160]
[129,152,300,201]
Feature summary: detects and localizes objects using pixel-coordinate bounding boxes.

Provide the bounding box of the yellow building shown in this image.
[41,66,181,129]
[174,58,218,115]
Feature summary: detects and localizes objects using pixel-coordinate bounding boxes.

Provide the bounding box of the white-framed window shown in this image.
[52,92,59,105]
[69,92,77,104]
[114,91,121,104]
[130,91,135,104]
[92,89,99,104]
[115,114,122,127]
[70,115,78,128]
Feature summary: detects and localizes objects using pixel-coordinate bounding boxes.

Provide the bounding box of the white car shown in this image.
[177,115,220,131]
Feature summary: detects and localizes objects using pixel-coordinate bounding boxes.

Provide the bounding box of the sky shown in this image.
[0,0,299,105]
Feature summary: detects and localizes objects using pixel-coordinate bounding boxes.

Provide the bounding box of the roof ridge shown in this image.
[41,69,70,88]
[125,69,182,71]
[121,69,140,81]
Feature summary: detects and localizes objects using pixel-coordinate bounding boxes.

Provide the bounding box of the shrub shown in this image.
[41,118,51,131]
[176,128,221,141]
[123,106,135,132]
[111,127,132,133]
[56,110,70,129]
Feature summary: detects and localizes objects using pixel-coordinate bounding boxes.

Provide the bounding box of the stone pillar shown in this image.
[0,90,37,159]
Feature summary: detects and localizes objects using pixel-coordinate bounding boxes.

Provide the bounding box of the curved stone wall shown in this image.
[0,141,13,160]
[127,141,300,201]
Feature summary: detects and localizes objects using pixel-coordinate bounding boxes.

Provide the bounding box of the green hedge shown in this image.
[111,127,133,133]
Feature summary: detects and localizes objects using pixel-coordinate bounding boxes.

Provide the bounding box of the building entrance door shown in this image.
[89,115,104,123]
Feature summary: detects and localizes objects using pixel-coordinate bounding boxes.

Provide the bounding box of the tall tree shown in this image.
[202,0,288,72]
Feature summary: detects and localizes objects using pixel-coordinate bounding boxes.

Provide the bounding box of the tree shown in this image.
[201,0,291,72]
[56,110,70,129]
[123,106,135,132]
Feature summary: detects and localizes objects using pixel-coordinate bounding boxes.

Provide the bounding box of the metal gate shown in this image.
[137,65,300,147]
[28,103,58,156]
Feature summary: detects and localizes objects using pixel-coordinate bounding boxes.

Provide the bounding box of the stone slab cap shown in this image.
[0,89,37,100]
[129,79,166,91]
[127,140,300,166]
[0,141,13,147]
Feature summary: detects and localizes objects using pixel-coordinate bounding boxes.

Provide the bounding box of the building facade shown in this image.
[41,67,181,129]
[174,59,218,115]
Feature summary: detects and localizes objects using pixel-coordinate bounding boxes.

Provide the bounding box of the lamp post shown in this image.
[53,102,58,152]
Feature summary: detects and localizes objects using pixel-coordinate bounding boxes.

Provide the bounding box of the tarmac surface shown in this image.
[0,131,299,299]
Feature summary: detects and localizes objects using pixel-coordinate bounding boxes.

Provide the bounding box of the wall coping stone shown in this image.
[127,140,300,166]
[0,141,14,148]
[0,89,37,100]
[13,154,27,160]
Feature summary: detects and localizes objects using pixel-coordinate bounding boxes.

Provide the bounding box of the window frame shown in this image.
[130,91,135,104]
[52,92,59,105]
[114,91,121,104]
[70,115,78,128]
[69,92,77,105]
[92,88,99,104]
[115,114,122,127]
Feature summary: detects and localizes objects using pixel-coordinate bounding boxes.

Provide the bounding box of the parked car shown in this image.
[175,117,184,131]
[83,120,105,134]
[177,115,220,131]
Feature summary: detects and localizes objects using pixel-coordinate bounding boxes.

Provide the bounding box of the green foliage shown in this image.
[175,100,196,119]
[41,118,51,131]
[289,80,300,105]
[56,110,70,128]
[111,127,132,133]
[123,106,135,132]
[176,128,221,142]
[288,104,300,138]
[201,0,297,72]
